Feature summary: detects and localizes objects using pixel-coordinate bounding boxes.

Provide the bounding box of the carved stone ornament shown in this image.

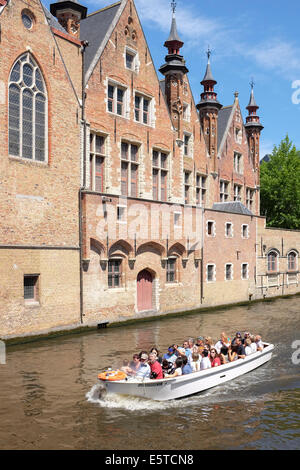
[172,97,183,115]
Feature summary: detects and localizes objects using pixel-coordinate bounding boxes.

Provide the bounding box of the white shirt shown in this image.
[191,360,201,372]
[250,342,257,353]
[135,362,151,379]
[200,357,211,370]
[245,345,252,356]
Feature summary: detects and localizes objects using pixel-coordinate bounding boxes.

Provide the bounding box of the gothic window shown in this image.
[9,53,47,162]
[267,250,278,272]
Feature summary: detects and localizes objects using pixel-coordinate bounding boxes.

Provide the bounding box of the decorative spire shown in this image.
[159,1,188,76]
[164,1,183,54]
[245,79,263,130]
[201,47,216,85]
[247,78,258,109]
[197,49,222,111]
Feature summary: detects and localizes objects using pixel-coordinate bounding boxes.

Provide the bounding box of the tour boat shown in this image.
[98,342,274,401]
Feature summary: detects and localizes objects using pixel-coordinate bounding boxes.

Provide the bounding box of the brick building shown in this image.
[0,0,299,339]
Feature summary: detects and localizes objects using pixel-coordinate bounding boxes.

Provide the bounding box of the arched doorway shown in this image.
[137,269,153,312]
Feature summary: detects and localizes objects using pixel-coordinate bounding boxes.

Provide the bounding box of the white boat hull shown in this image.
[101,343,274,401]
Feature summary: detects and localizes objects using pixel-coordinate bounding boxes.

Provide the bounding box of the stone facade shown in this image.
[0,0,299,340]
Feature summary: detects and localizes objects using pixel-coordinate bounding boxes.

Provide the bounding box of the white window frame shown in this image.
[225,222,233,238]
[152,149,169,202]
[225,263,233,281]
[134,91,153,126]
[287,250,298,272]
[241,262,249,280]
[120,141,140,197]
[246,187,255,211]
[173,211,182,229]
[206,220,216,237]
[220,180,229,202]
[182,102,191,122]
[117,204,127,224]
[124,46,139,73]
[206,264,216,282]
[241,224,249,239]
[107,79,128,118]
[234,152,243,174]
[196,174,206,206]
[183,132,192,158]
[234,184,242,202]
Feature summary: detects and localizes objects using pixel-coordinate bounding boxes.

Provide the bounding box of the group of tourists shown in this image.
[120,332,264,380]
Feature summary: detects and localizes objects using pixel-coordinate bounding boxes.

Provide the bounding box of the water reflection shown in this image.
[0,295,299,449]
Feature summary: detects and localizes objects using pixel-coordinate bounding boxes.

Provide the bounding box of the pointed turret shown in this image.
[197,49,222,165]
[245,80,264,210]
[50,0,87,38]
[159,2,188,133]
[159,2,188,76]
[245,81,263,131]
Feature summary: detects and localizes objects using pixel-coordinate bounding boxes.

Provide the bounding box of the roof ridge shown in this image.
[87,1,121,18]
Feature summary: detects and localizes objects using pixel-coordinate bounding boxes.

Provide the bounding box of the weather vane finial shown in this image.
[171,1,177,14]
[250,77,255,89]
[207,45,212,61]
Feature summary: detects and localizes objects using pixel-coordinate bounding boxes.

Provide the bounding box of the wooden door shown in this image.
[137,270,153,311]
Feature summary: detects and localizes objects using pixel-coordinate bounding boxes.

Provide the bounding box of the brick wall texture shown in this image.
[0,0,299,339]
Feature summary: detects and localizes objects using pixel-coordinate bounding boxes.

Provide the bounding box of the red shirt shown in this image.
[150,360,164,379]
[211,357,221,367]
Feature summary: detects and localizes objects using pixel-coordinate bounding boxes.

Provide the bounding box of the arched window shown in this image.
[9,53,47,162]
[267,250,278,272]
[287,251,297,271]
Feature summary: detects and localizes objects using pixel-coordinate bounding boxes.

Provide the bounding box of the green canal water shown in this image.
[0,296,299,450]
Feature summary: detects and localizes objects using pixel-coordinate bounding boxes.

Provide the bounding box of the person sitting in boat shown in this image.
[255,335,264,351]
[162,359,175,376]
[164,357,183,378]
[135,353,151,379]
[174,341,192,363]
[150,347,163,364]
[204,336,213,350]
[120,359,134,375]
[163,346,177,363]
[250,335,258,353]
[231,332,242,346]
[215,332,230,357]
[149,352,164,379]
[188,338,199,354]
[200,349,212,370]
[228,338,245,361]
[129,353,141,375]
[209,348,221,367]
[244,338,253,356]
[182,355,193,374]
[242,331,251,344]
[191,352,201,372]
[195,337,205,353]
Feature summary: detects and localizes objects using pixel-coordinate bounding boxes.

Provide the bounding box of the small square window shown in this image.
[24,275,39,302]
[126,52,135,70]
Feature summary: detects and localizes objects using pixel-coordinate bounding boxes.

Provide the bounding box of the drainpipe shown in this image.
[79,40,89,324]
[200,207,204,304]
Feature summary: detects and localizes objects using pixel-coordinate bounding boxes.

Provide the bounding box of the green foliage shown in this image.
[260,135,300,229]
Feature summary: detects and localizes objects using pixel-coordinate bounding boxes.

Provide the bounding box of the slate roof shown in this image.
[217,105,233,149]
[165,14,183,44]
[80,2,122,78]
[212,201,253,216]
